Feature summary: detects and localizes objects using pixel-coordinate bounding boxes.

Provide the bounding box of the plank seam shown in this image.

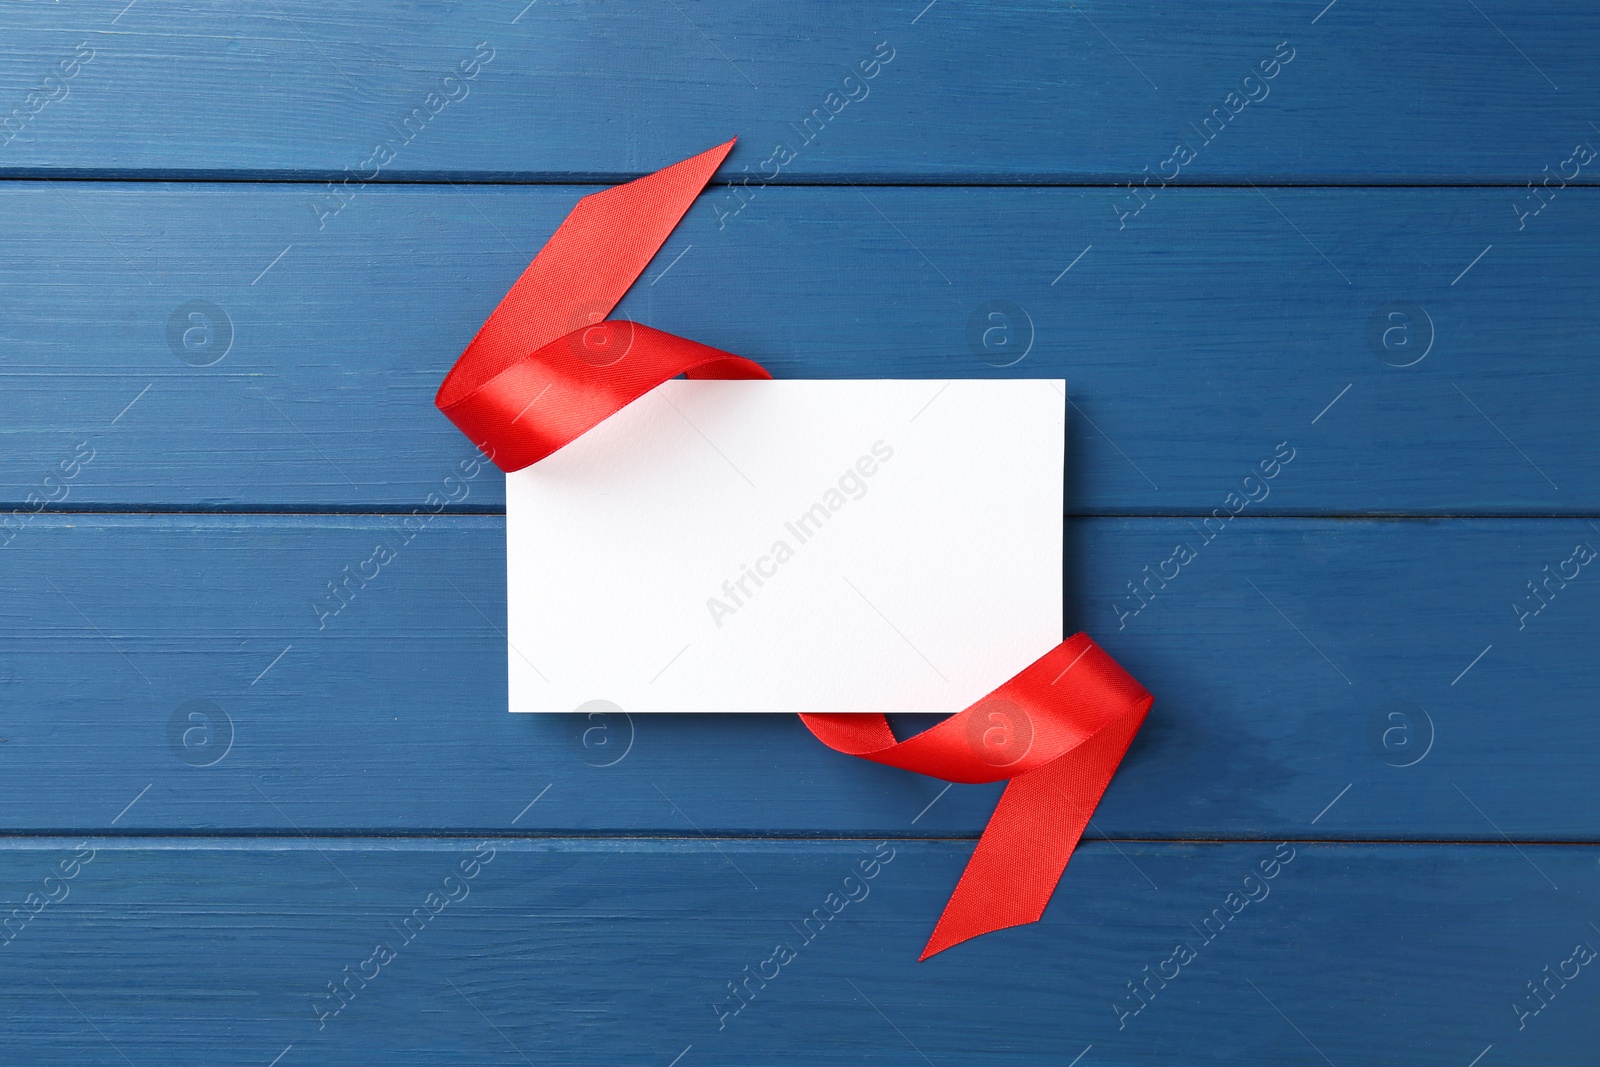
[6,175,1600,190]
[0,832,1590,845]
[10,509,1600,520]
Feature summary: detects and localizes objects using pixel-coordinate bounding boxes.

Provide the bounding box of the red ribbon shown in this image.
[435,139,1153,958]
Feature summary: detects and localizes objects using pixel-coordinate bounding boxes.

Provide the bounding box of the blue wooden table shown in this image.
[2,2,1596,1063]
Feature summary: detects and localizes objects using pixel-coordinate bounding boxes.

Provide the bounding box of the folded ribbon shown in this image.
[435,139,1154,958]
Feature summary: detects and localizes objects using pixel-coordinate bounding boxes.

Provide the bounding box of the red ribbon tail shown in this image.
[431,143,1160,960]
[435,139,750,472]
[920,701,1147,958]
[800,634,1152,959]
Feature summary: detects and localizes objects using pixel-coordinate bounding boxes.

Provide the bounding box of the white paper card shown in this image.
[506,379,1063,714]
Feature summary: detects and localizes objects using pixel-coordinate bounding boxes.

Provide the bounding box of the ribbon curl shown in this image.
[435,139,1153,958]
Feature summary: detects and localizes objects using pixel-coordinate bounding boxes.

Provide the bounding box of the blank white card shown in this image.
[506,379,1063,714]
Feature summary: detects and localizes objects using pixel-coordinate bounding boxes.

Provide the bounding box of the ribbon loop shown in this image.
[433,140,1154,959]
[803,633,1151,957]
[802,634,1146,784]
[436,137,759,472]
[438,320,769,471]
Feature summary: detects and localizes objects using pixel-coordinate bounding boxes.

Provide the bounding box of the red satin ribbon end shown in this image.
[431,140,1157,960]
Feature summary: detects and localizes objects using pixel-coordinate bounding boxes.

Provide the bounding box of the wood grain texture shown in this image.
[4,0,1599,1057]
[0,1,1595,183]
[1,183,1595,513]
[0,839,1591,1066]
[0,514,1591,837]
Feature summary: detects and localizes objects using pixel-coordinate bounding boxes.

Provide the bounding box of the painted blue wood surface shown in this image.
[0,840,1593,1066]
[1,184,1596,513]
[0,1,1596,184]
[1,0,1597,1063]
[0,515,1592,839]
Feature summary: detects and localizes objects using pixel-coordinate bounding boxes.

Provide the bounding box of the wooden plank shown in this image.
[0,838,1591,1065]
[1,183,1596,513]
[4,6,1590,1057]
[0,2,1596,183]
[2,514,1592,837]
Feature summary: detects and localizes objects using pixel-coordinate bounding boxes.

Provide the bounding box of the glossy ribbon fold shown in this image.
[435,139,1153,958]
[437,140,768,472]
